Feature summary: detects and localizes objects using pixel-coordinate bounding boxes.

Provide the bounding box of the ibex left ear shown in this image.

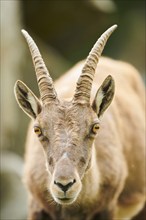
[14,80,42,119]
[92,75,115,118]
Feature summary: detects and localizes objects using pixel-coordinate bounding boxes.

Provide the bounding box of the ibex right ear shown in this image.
[92,75,115,118]
[14,80,42,119]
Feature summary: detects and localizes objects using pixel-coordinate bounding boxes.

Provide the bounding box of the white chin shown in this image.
[54,196,76,205]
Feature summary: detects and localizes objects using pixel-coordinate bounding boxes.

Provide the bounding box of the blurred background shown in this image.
[0,0,145,219]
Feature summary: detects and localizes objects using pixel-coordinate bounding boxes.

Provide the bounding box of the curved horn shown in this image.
[21,30,58,105]
[73,24,117,104]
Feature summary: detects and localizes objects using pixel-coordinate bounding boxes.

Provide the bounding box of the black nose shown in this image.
[54,179,76,192]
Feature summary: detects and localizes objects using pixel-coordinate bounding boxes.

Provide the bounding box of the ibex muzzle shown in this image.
[51,155,81,204]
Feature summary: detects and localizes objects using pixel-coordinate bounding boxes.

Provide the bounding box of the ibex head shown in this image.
[14,25,116,205]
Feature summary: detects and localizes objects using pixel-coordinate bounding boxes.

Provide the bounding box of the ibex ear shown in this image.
[92,75,115,118]
[14,80,42,119]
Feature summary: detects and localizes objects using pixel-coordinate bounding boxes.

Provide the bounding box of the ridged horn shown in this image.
[21,30,58,105]
[73,24,117,104]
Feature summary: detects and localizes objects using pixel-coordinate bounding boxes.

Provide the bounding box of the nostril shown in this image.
[72,179,76,184]
[54,179,76,192]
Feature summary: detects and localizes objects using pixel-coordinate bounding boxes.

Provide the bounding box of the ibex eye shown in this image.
[34,126,42,136]
[92,123,100,134]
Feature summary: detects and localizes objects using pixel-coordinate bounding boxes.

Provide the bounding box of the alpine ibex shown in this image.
[14,25,145,220]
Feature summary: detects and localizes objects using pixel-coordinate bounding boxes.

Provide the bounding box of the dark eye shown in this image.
[34,126,42,137]
[92,123,100,134]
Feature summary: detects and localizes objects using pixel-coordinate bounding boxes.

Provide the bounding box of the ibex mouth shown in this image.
[56,197,76,205]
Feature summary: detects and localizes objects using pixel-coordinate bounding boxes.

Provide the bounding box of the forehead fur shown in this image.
[36,101,97,134]
[35,101,97,166]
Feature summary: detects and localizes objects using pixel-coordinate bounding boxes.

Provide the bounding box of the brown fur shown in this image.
[22,57,145,220]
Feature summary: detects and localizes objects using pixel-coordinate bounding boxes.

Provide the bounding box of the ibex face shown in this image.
[34,100,100,204]
[14,25,116,205]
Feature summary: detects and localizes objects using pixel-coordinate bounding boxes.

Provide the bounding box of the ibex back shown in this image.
[14,25,145,220]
